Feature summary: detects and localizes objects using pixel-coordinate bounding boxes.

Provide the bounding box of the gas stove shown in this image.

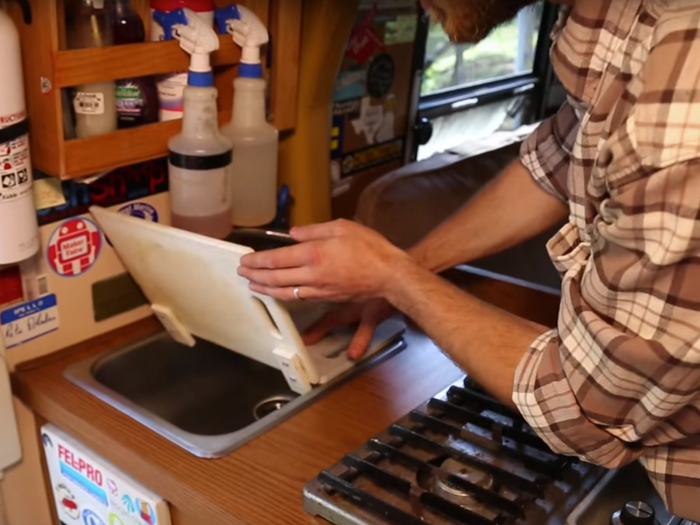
[303,377,688,525]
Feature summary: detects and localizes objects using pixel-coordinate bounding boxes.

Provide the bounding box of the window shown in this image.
[421,3,544,96]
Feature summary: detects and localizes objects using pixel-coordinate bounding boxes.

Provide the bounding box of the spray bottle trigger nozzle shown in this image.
[153,8,188,41]
[215,5,241,35]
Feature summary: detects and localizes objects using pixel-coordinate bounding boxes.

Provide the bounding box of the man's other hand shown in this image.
[303,299,395,360]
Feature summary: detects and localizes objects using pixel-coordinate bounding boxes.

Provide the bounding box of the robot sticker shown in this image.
[47,218,102,277]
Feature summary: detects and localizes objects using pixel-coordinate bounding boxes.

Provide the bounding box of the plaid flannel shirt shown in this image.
[513,1,700,519]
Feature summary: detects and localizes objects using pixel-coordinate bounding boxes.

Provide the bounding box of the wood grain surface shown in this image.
[14,269,560,525]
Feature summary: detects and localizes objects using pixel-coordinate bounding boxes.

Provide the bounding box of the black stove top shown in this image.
[303,377,607,525]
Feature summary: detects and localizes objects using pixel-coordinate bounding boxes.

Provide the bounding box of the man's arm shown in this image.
[408,158,567,273]
[383,259,547,408]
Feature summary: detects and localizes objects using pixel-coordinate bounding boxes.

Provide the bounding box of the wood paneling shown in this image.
[14,269,559,525]
[278,0,361,226]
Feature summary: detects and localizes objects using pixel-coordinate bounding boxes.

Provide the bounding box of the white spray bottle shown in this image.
[216,5,279,227]
[157,8,233,239]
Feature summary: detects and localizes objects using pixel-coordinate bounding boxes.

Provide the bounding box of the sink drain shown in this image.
[253,396,295,420]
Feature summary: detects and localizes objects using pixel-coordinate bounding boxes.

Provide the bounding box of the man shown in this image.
[239,0,700,519]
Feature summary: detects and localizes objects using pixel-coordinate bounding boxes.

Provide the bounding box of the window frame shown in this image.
[416,3,560,121]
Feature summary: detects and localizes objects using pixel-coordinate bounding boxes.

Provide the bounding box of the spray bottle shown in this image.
[216,5,279,227]
[157,8,233,239]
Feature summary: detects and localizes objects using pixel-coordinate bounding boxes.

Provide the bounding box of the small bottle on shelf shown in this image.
[65,0,118,138]
[112,0,159,128]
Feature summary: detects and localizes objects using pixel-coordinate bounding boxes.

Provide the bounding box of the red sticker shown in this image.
[46,218,102,277]
[346,3,387,64]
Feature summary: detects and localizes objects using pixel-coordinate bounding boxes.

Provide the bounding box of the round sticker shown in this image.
[82,509,106,525]
[118,202,159,222]
[47,217,102,278]
[367,53,395,99]
[105,202,159,247]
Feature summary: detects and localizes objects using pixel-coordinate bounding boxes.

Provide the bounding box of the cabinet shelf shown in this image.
[7,0,301,180]
[55,36,241,87]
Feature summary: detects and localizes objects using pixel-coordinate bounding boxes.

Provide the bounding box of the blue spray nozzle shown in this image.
[214,5,241,35]
[153,8,188,41]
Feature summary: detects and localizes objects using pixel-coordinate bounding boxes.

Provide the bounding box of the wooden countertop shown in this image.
[13,267,560,525]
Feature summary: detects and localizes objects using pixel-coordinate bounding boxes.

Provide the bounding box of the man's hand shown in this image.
[303,299,395,360]
[238,219,415,303]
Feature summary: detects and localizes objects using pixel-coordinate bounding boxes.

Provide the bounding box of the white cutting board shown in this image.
[89,206,405,394]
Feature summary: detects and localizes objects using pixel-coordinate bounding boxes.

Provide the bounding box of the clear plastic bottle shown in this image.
[169,86,233,239]
[220,77,279,227]
[65,0,117,138]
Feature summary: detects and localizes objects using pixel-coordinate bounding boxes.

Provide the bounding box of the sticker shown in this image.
[375,94,398,143]
[0,133,32,204]
[341,138,404,176]
[109,514,125,525]
[59,444,108,507]
[0,265,23,307]
[74,93,106,115]
[367,53,395,99]
[118,202,159,223]
[107,479,119,496]
[351,97,384,145]
[331,116,345,159]
[334,69,367,102]
[83,509,106,525]
[134,499,156,525]
[1,294,59,349]
[384,14,418,45]
[56,484,80,520]
[333,99,362,117]
[122,495,136,513]
[47,218,102,277]
[33,178,67,210]
[36,158,169,226]
[346,4,387,63]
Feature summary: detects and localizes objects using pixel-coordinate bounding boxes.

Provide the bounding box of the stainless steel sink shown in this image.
[65,328,404,458]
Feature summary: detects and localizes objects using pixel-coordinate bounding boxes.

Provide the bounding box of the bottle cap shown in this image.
[150,0,214,13]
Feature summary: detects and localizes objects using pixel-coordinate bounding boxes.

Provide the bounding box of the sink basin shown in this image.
[64,228,404,457]
[65,331,404,458]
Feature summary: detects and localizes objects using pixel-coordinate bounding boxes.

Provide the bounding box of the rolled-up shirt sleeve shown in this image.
[520,100,580,203]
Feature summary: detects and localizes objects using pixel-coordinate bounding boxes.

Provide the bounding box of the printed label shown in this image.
[341,138,404,176]
[0,111,26,126]
[116,84,144,116]
[47,218,102,277]
[0,133,32,203]
[1,294,59,349]
[156,73,186,114]
[74,93,106,115]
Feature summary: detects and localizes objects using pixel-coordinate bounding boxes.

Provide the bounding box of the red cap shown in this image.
[150,0,214,13]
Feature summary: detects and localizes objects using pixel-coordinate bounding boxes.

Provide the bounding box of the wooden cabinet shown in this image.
[6,0,301,180]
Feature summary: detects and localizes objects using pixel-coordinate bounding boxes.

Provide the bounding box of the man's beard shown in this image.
[426,0,539,43]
